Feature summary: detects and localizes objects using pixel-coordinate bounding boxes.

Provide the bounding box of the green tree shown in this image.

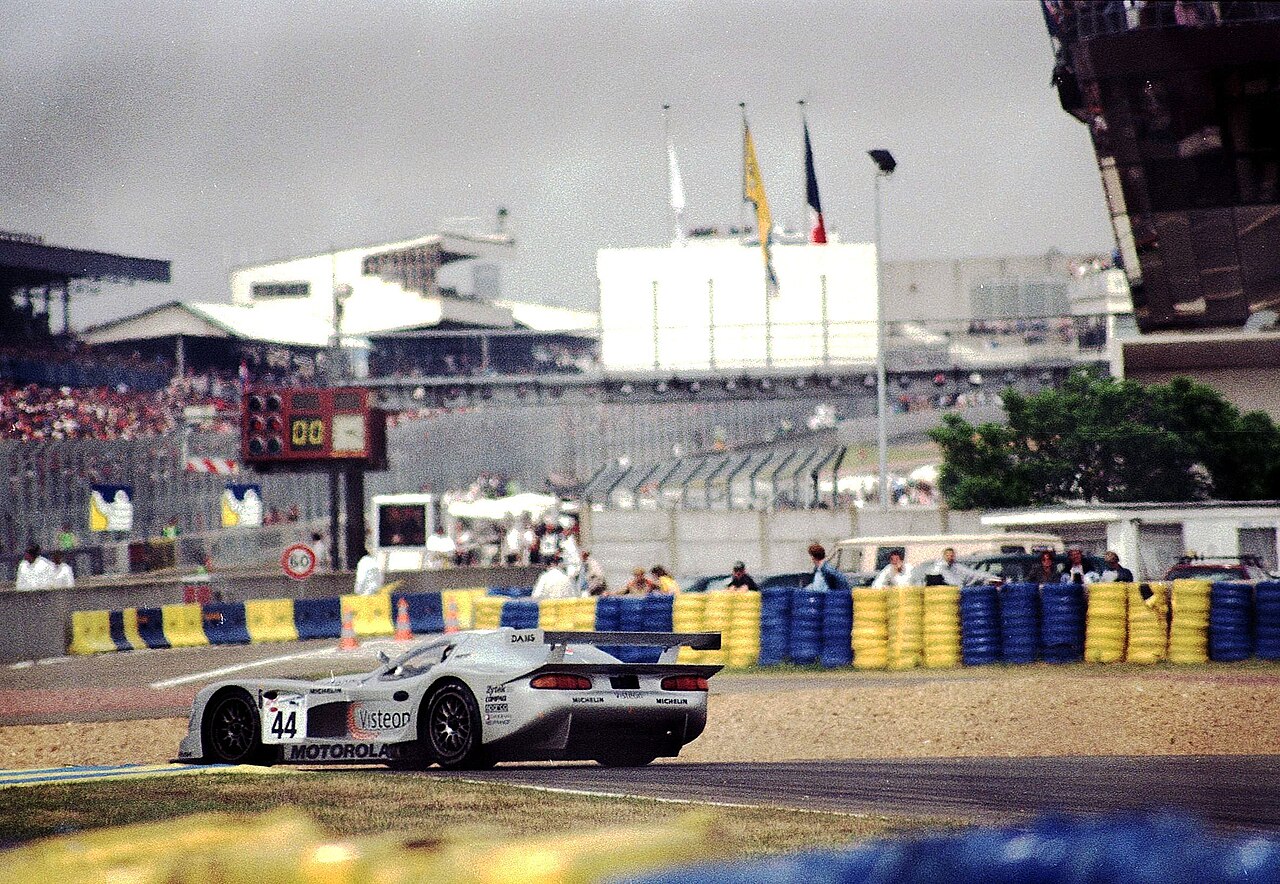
[928,370,1280,508]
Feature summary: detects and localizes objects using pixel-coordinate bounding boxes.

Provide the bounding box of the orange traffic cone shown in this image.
[394,597,413,641]
[444,599,460,635]
[338,608,360,651]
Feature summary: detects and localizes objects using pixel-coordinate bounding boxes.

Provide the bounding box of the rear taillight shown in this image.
[530,674,592,690]
[661,675,708,691]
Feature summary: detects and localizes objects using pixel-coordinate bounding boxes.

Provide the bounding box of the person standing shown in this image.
[50,551,75,588]
[650,565,679,594]
[309,532,328,572]
[575,549,607,596]
[1026,550,1061,584]
[16,544,56,590]
[532,555,574,599]
[1098,550,1134,583]
[425,526,456,570]
[924,547,987,586]
[809,543,853,592]
[727,561,759,592]
[353,547,383,596]
[870,549,911,588]
[1061,547,1097,585]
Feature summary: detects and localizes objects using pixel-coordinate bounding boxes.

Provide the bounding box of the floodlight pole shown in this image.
[870,152,895,510]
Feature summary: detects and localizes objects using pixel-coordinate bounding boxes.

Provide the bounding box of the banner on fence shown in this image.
[89,484,134,532]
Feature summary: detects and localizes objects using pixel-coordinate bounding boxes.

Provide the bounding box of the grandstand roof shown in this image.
[80,301,369,348]
[0,235,170,288]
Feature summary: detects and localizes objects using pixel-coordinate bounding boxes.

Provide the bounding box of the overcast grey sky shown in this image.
[2,0,1112,328]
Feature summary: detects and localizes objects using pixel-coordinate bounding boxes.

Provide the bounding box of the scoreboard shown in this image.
[241,387,387,471]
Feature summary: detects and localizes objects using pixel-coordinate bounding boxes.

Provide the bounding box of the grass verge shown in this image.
[0,770,954,853]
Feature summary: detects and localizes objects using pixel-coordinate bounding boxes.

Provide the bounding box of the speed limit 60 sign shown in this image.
[281,543,317,580]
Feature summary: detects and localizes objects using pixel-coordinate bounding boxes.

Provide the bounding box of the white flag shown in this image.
[667,142,686,243]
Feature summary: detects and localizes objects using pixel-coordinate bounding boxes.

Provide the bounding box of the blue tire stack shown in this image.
[629,595,669,663]
[1040,582,1085,663]
[488,586,534,598]
[1209,582,1253,662]
[959,585,1001,665]
[820,589,853,668]
[1256,582,1280,661]
[498,599,539,630]
[594,596,624,660]
[758,587,792,666]
[999,583,1040,664]
[789,589,825,665]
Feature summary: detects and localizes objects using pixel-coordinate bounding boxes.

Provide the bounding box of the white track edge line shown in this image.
[448,777,876,818]
[149,646,337,689]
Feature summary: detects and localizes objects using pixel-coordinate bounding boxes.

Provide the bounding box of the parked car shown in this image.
[1163,556,1274,583]
[957,551,1106,584]
[679,574,732,593]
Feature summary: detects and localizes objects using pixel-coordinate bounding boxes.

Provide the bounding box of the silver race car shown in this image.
[177,628,721,769]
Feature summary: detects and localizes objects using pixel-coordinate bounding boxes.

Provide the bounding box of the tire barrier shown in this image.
[132,607,170,649]
[1,809,720,884]
[643,592,675,632]
[788,589,825,665]
[625,813,1280,884]
[339,594,394,638]
[594,595,625,660]
[1083,582,1127,664]
[887,586,924,671]
[997,583,1037,664]
[487,586,534,598]
[201,602,251,645]
[293,597,342,640]
[1125,582,1168,663]
[68,610,119,655]
[159,603,211,648]
[960,585,1001,666]
[700,592,732,666]
[820,589,853,669]
[440,588,486,630]
[922,586,961,669]
[1040,582,1085,664]
[673,592,707,663]
[391,591,445,635]
[613,597,652,662]
[1169,579,1211,665]
[1256,581,1280,661]
[244,599,299,645]
[758,587,792,666]
[1209,582,1253,663]
[725,591,761,669]
[498,598,540,630]
[851,587,888,670]
[471,596,505,631]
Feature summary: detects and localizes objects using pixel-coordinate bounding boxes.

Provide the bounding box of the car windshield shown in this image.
[379,637,454,679]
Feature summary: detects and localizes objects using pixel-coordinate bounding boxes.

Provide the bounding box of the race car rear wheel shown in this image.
[594,751,657,768]
[203,688,270,765]
[422,682,491,770]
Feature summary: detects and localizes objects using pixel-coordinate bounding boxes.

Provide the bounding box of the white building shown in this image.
[597,238,878,372]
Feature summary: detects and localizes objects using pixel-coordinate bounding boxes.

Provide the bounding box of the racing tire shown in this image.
[422,682,492,770]
[594,751,658,768]
[202,688,272,765]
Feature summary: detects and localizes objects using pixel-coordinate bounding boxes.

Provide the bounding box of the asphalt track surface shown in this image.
[433,756,1280,834]
[7,639,1280,833]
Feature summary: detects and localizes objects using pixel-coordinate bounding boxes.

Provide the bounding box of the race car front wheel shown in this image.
[203,688,270,765]
[423,682,491,770]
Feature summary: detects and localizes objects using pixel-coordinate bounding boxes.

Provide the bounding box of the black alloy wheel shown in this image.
[204,689,268,764]
[424,683,490,770]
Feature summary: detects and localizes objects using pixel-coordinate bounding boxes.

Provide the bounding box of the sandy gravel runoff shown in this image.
[4,667,1279,769]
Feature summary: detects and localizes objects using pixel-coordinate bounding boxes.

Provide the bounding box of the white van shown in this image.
[834,532,1064,577]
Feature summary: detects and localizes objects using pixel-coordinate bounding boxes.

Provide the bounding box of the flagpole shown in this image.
[662,103,683,245]
[798,99,807,239]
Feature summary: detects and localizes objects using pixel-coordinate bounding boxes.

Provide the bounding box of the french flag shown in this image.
[804,122,827,244]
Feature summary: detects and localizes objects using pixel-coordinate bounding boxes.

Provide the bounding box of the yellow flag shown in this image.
[742,121,778,291]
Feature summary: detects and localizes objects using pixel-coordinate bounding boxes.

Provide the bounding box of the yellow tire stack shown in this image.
[922,586,961,669]
[887,586,925,671]
[1125,582,1169,663]
[699,591,732,666]
[1168,579,1211,664]
[570,597,598,631]
[472,596,505,631]
[673,592,707,663]
[725,591,762,668]
[536,598,567,631]
[161,603,210,648]
[1083,582,1128,663]
[852,587,889,670]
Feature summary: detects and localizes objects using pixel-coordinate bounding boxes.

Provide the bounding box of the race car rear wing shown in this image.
[542,631,721,650]
[542,630,720,664]
[522,661,723,679]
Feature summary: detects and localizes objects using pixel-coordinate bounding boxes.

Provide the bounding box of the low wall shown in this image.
[0,565,543,665]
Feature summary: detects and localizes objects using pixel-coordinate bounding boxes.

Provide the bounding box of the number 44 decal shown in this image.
[261,695,308,744]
